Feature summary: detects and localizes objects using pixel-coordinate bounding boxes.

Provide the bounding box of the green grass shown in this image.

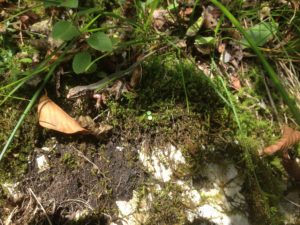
[0,0,300,223]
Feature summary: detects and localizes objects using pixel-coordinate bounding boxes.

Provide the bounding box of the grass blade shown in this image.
[211,0,300,126]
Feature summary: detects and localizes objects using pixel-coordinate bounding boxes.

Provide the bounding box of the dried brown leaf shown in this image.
[263,126,300,155]
[230,76,241,90]
[130,64,142,88]
[203,6,220,29]
[38,95,87,134]
[152,9,174,32]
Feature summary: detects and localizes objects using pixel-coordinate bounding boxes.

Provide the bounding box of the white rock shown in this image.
[115,144,249,225]
[41,147,50,152]
[116,146,124,152]
[116,191,149,225]
[1,182,23,203]
[36,155,49,173]
[139,143,185,182]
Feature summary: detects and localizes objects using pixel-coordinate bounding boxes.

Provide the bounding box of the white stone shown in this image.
[139,144,185,182]
[115,144,249,225]
[36,155,49,173]
[116,146,124,152]
[1,182,23,203]
[116,191,149,225]
[41,147,50,152]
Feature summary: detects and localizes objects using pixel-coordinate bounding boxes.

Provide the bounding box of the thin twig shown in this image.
[72,147,109,180]
[262,72,280,123]
[4,206,18,225]
[59,199,94,211]
[284,197,300,208]
[73,148,100,170]
[28,188,53,225]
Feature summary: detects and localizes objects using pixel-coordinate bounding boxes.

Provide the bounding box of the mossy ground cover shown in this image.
[0,1,299,224]
[0,52,286,224]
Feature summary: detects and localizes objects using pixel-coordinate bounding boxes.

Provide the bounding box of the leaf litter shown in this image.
[1,0,300,224]
[38,94,87,134]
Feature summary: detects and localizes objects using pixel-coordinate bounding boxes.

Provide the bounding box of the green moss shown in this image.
[60,152,77,169]
[0,103,37,183]
[143,184,187,225]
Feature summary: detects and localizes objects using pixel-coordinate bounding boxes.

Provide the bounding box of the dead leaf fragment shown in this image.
[38,95,87,134]
[263,126,300,155]
[230,76,241,90]
[130,64,142,88]
[152,9,174,32]
[203,6,220,29]
[179,7,193,20]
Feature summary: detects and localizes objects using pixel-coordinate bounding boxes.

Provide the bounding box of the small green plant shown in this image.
[61,152,77,168]
[211,0,300,126]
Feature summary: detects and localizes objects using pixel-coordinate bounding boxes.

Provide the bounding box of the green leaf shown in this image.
[51,21,80,41]
[72,52,92,74]
[186,16,204,37]
[19,58,33,64]
[61,0,78,8]
[43,0,60,7]
[87,32,113,52]
[167,2,179,10]
[241,22,278,48]
[194,36,215,45]
[43,0,78,8]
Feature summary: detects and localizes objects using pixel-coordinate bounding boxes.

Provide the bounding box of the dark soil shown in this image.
[8,132,146,224]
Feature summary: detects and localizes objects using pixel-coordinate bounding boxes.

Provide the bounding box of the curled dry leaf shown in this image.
[263,126,300,155]
[38,95,87,134]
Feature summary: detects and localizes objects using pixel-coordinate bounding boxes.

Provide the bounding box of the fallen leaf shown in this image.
[30,19,52,34]
[203,6,220,29]
[38,94,87,134]
[152,9,173,32]
[230,76,241,90]
[240,21,278,48]
[179,7,193,20]
[263,126,300,155]
[186,15,204,37]
[130,64,142,88]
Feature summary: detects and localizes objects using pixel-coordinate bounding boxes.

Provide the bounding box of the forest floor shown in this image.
[0,1,300,225]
